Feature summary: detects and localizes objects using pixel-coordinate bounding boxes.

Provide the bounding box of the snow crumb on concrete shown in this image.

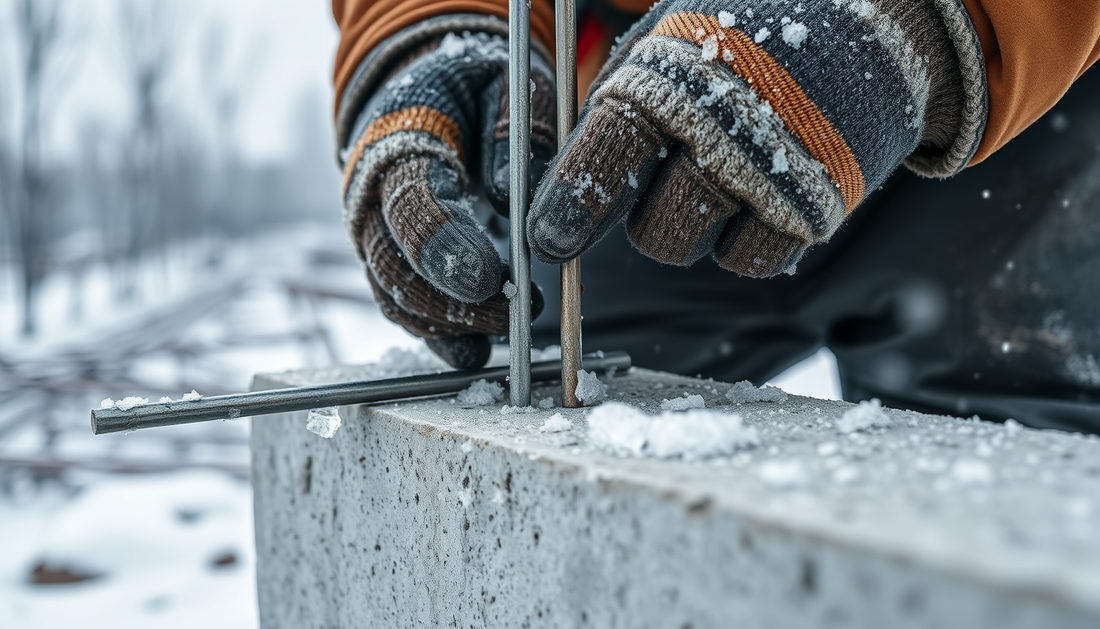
[781,21,808,48]
[835,398,891,433]
[725,380,788,404]
[490,489,506,505]
[457,379,505,405]
[114,396,150,411]
[500,405,539,415]
[306,407,341,438]
[757,460,806,488]
[660,394,706,411]
[460,440,474,453]
[587,402,758,460]
[538,413,573,433]
[538,397,555,409]
[182,389,202,401]
[502,280,518,299]
[575,370,608,406]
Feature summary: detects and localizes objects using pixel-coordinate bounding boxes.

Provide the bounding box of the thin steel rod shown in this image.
[556,0,583,408]
[508,0,533,406]
[91,352,632,435]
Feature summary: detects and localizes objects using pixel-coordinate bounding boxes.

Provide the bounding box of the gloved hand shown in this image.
[528,0,985,277]
[341,26,557,368]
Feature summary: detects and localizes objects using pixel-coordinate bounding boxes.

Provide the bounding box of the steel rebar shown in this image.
[556,0,583,408]
[90,352,631,435]
[508,0,533,407]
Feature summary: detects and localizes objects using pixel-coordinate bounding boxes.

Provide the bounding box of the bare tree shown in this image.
[10,0,69,336]
[114,0,181,299]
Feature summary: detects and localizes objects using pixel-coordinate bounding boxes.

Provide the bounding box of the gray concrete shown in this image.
[251,364,1100,629]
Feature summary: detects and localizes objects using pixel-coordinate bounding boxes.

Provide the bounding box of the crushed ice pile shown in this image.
[457,379,505,406]
[538,413,572,433]
[306,407,341,438]
[587,402,759,460]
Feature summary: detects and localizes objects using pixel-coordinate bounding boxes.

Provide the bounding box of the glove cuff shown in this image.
[903,0,988,178]
[335,14,512,168]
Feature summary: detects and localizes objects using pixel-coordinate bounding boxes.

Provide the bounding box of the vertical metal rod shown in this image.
[556,0,583,408]
[508,0,533,407]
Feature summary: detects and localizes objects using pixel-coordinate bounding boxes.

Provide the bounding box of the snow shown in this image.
[502,280,518,300]
[951,459,994,484]
[0,471,257,629]
[538,413,573,433]
[660,394,706,411]
[159,396,173,403]
[574,370,608,406]
[100,398,114,409]
[587,402,759,460]
[457,379,505,405]
[835,399,891,433]
[718,10,737,27]
[770,146,789,174]
[700,35,719,61]
[306,407,341,438]
[538,397,555,409]
[182,390,203,402]
[757,460,806,488]
[725,380,788,404]
[537,345,562,360]
[781,22,809,48]
[754,27,771,43]
[500,405,539,415]
[115,396,151,411]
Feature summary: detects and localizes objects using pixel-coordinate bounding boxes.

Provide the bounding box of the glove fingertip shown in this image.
[425,334,493,369]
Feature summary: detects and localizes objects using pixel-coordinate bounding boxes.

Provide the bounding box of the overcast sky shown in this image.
[2,0,340,163]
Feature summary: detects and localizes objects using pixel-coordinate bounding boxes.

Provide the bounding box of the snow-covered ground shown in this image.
[0,222,839,628]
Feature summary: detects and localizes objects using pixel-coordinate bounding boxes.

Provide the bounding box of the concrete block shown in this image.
[251,365,1100,628]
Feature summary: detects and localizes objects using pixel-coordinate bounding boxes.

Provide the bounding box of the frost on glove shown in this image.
[339,15,555,368]
[528,0,987,277]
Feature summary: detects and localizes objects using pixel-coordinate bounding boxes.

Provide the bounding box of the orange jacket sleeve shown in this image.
[332,0,555,121]
[962,0,1100,163]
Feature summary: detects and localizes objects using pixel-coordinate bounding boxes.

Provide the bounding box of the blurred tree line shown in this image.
[0,0,339,336]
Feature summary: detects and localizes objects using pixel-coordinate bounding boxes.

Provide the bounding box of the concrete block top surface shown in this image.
[255,360,1100,620]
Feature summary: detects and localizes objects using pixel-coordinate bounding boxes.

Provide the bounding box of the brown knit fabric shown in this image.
[378,157,453,264]
[626,150,740,267]
[362,209,510,338]
[712,213,802,278]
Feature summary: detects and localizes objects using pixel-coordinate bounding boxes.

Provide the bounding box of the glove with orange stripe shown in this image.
[339,18,555,368]
[528,0,987,277]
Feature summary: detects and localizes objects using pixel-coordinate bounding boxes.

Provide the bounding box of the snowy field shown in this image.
[0,223,839,628]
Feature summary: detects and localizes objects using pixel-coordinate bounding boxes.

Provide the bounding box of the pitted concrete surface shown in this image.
[251,365,1100,629]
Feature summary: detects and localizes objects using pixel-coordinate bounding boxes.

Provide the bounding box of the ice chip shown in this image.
[725,381,787,404]
[182,390,202,402]
[660,394,706,411]
[306,407,341,438]
[574,370,608,406]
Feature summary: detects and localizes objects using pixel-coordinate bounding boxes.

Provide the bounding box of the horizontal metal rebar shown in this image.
[91,352,631,435]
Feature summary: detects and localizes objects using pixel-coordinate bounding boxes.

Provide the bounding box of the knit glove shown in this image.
[341,25,556,368]
[528,0,986,277]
